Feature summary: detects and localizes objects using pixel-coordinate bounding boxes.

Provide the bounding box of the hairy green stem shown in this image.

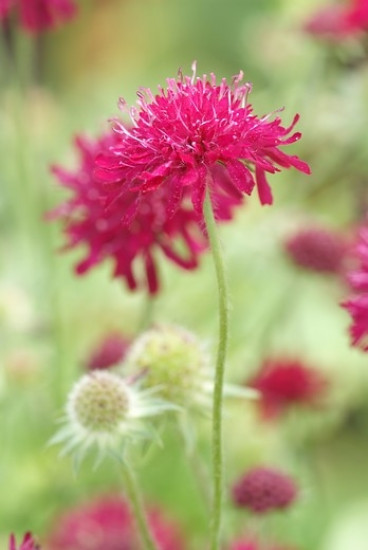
[121,460,159,550]
[203,189,229,550]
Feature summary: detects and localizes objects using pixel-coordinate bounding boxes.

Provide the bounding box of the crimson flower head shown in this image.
[95,63,310,221]
[85,333,130,370]
[342,224,368,350]
[9,533,40,550]
[304,0,368,40]
[285,226,347,274]
[0,0,76,32]
[231,467,298,514]
[46,494,186,550]
[50,131,215,294]
[249,358,328,419]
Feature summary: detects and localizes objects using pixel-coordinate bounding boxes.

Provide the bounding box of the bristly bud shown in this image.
[231,467,298,514]
[249,358,328,420]
[51,371,173,465]
[284,227,346,275]
[126,325,209,407]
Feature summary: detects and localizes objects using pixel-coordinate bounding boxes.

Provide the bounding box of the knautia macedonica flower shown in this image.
[126,324,257,409]
[304,0,368,40]
[284,226,347,274]
[231,467,298,514]
[0,0,76,32]
[46,494,186,550]
[249,358,328,419]
[95,63,310,220]
[9,533,40,550]
[51,370,173,464]
[342,224,368,350]
[85,333,131,370]
[51,132,240,294]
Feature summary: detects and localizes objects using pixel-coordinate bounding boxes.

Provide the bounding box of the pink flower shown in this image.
[46,494,186,550]
[249,358,328,419]
[231,467,298,514]
[285,226,347,274]
[85,333,130,370]
[9,533,40,550]
[304,0,368,40]
[95,64,310,221]
[0,0,76,32]
[342,225,368,350]
[50,132,215,294]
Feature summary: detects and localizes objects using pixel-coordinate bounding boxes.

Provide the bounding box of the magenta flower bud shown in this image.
[285,227,346,274]
[231,467,298,514]
[249,358,328,420]
[85,333,130,370]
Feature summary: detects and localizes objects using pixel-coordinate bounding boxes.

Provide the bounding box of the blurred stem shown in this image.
[121,460,159,550]
[177,421,211,511]
[138,294,155,332]
[1,18,15,70]
[203,188,229,550]
[33,33,45,85]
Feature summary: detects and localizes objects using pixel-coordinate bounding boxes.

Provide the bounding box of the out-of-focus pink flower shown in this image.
[231,467,298,514]
[284,226,347,274]
[304,0,368,40]
[0,0,76,32]
[9,533,40,550]
[46,494,186,550]
[342,225,368,350]
[50,132,218,294]
[249,358,328,419]
[85,333,130,370]
[95,64,310,221]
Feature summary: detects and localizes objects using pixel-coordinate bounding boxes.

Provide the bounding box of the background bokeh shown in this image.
[2,0,368,548]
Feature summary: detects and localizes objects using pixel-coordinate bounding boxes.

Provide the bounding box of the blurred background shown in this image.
[2,0,368,548]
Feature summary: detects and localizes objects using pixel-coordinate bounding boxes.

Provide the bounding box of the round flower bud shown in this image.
[284,227,346,274]
[67,371,130,433]
[231,467,298,514]
[126,325,208,406]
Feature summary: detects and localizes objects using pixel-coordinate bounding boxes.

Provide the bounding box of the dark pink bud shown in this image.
[85,333,130,370]
[285,227,347,274]
[232,467,298,514]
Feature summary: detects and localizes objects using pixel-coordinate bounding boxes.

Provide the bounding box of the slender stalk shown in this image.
[121,460,159,550]
[203,189,229,550]
[177,421,211,510]
[138,294,155,332]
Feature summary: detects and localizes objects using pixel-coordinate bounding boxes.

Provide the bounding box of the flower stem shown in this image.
[203,189,229,550]
[121,460,159,550]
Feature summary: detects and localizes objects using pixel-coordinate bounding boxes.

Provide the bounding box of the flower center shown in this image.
[71,373,130,432]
